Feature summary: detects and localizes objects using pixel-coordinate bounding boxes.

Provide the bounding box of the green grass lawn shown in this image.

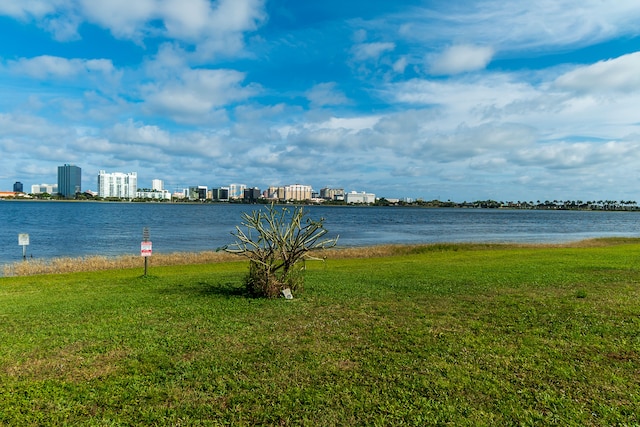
[1,240,640,425]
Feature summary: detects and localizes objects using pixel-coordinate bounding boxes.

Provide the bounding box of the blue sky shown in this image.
[1,0,640,201]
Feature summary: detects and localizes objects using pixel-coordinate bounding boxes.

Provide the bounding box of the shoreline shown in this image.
[3,197,640,211]
[4,237,639,277]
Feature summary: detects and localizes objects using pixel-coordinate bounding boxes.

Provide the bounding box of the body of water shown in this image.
[2,200,640,265]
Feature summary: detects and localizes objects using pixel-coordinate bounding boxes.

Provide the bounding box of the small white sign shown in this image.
[141,241,153,257]
[18,233,29,246]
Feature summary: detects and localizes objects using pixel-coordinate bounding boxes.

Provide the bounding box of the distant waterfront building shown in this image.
[172,190,187,200]
[243,187,261,203]
[152,179,164,191]
[266,186,285,200]
[212,187,230,201]
[188,186,208,201]
[13,182,23,193]
[320,187,344,201]
[345,191,376,204]
[263,184,312,201]
[31,183,58,194]
[136,189,171,200]
[97,170,137,199]
[58,164,82,198]
[229,183,246,199]
[284,184,312,201]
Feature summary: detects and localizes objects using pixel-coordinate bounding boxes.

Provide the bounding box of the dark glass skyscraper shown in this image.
[57,164,82,198]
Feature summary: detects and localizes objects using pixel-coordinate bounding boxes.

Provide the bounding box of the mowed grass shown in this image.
[1,239,640,425]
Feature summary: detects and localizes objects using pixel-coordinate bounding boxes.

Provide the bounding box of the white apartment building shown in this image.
[152,179,164,191]
[345,191,376,204]
[136,189,171,200]
[98,170,138,199]
[284,184,312,201]
[31,183,58,194]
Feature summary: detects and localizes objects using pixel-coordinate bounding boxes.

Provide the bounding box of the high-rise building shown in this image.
[320,187,345,201]
[188,186,208,201]
[152,179,164,191]
[212,187,230,201]
[243,187,261,203]
[97,170,137,199]
[58,164,82,198]
[266,186,285,200]
[13,182,23,193]
[284,184,312,201]
[229,183,246,199]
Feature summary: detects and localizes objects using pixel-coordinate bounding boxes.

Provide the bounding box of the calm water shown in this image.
[2,200,640,265]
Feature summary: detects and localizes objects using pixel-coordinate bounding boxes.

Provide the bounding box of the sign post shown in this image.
[141,227,152,276]
[18,233,29,260]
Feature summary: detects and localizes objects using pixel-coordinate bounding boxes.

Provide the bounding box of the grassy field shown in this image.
[1,239,640,425]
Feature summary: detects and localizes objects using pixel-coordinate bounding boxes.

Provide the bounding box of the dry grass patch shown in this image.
[2,251,239,276]
[5,344,127,383]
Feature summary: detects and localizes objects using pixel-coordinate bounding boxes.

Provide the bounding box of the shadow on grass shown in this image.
[197,281,247,298]
[163,280,247,298]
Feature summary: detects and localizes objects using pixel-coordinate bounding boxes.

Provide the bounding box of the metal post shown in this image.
[18,234,29,261]
[142,227,150,277]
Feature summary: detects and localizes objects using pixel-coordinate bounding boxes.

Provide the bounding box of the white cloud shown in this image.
[80,0,266,46]
[109,120,172,147]
[0,0,266,54]
[390,0,640,53]
[7,55,118,81]
[514,140,640,170]
[158,0,212,40]
[0,112,67,139]
[351,42,395,61]
[78,0,157,41]
[143,43,190,80]
[234,103,288,122]
[429,45,494,75]
[305,83,349,108]
[555,51,640,93]
[393,56,408,73]
[305,116,380,133]
[43,12,82,41]
[387,74,537,125]
[207,0,266,34]
[0,1,62,20]
[142,68,260,121]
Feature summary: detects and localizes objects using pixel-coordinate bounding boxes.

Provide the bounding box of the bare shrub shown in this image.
[221,204,338,298]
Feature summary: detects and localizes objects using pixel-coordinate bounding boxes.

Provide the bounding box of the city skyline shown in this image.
[8,165,375,200]
[1,2,640,201]
[10,164,361,201]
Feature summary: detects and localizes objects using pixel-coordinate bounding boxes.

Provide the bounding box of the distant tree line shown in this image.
[411,199,639,211]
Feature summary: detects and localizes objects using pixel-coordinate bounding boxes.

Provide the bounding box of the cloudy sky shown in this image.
[1,0,640,201]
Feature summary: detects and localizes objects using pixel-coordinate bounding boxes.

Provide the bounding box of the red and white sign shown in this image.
[141,241,153,257]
